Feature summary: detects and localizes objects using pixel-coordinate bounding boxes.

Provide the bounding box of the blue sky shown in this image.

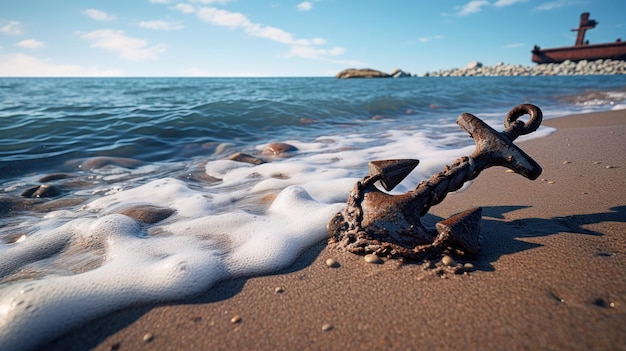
[1,0,624,77]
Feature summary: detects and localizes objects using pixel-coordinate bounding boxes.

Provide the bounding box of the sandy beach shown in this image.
[49,109,626,351]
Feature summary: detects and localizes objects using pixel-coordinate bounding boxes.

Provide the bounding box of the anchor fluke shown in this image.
[368,159,420,191]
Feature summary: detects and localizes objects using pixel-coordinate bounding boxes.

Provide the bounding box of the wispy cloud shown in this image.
[139,20,183,30]
[1,20,23,35]
[454,1,490,16]
[0,53,123,76]
[83,9,116,22]
[417,35,443,43]
[190,0,232,4]
[149,0,171,3]
[78,29,166,61]
[178,6,345,61]
[503,42,525,48]
[17,39,45,49]
[493,0,527,7]
[535,0,567,11]
[297,2,313,11]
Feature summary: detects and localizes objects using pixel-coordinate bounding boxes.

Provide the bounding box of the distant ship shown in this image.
[531,12,626,64]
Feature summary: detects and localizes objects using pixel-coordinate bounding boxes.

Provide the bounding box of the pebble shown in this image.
[325,258,339,268]
[441,255,456,267]
[463,262,475,271]
[231,315,242,324]
[547,181,555,184]
[143,333,154,342]
[263,142,298,155]
[562,160,571,164]
[275,287,285,294]
[20,184,64,198]
[605,165,615,169]
[363,254,382,264]
[322,323,334,332]
[227,152,266,165]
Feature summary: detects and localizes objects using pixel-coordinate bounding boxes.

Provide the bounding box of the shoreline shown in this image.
[50,108,626,351]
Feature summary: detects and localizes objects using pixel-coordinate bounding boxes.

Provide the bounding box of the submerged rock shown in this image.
[227,152,266,165]
[118,204,176,224]
[0,196,38,216]
[263,142,298,155]
[20,184,64,198]
[37,173,76,183]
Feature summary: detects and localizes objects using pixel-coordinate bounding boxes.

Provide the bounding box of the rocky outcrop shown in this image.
[335,68,391,78]
[390,68,411,78]
[422,59,626,77]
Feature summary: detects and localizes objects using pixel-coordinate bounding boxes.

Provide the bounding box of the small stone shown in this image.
[505,169,515,173]
[325,258,339,268]
[463,262,475,271]
[605,165,615,169]
[143,333,154,342]
[593,161,602,164]
[562,160,571,164]
[322,323,334,331]
[263,142,298,155]
[363,254,381,264]
[227,152,266,165]
[441,255,456,267]
[231,315,242,324]
[275,287,285,294]
[547,180,555,184]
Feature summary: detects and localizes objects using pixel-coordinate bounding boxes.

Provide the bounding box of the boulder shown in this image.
[466,61,483,69]
[390,68,412,78]
[335,68,391,79]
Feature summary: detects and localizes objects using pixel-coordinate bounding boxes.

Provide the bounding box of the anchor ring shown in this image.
[503,104,543,140]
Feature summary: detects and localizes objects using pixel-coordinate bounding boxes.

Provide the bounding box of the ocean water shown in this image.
[1,76,625,349]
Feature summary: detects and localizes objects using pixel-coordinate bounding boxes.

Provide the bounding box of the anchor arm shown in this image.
[458,103,542,180]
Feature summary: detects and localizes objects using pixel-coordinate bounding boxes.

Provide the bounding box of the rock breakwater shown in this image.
[423,59,626,77]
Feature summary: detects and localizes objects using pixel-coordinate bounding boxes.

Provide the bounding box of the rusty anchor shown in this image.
[328,104,543,260]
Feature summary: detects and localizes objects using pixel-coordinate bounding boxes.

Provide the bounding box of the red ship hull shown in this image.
[532,41,626,64]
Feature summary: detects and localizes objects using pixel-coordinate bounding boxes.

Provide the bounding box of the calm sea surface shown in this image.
[1,75,625,350]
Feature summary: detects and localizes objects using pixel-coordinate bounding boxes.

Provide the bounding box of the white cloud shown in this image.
[535,1,566,11]
[503,42,525,48]
[1,21,22,35]
[83,9,116,21]
[17,39,44,49]
[454,1,490,16]
[79,29,166,61]
[417,35,443,43]
[149,0,171,3]
[289,45,344,59]
[196,7,251,28]
[175,3,196,14]
[190,0,232,4]
[0,53,123,77]
[181,6,345,61]
[139,20,183,30]
[494,0,527,7]
[297,2,313,11]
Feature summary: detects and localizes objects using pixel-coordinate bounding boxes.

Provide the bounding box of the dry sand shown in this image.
[50,109,626,351]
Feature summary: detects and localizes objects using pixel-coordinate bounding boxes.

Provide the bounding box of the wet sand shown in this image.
[50,109,626,351]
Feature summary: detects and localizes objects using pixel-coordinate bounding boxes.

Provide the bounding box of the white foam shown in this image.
[0,124,552,350]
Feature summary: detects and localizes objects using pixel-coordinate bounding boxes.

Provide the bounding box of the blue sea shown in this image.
[1,75,625,349]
